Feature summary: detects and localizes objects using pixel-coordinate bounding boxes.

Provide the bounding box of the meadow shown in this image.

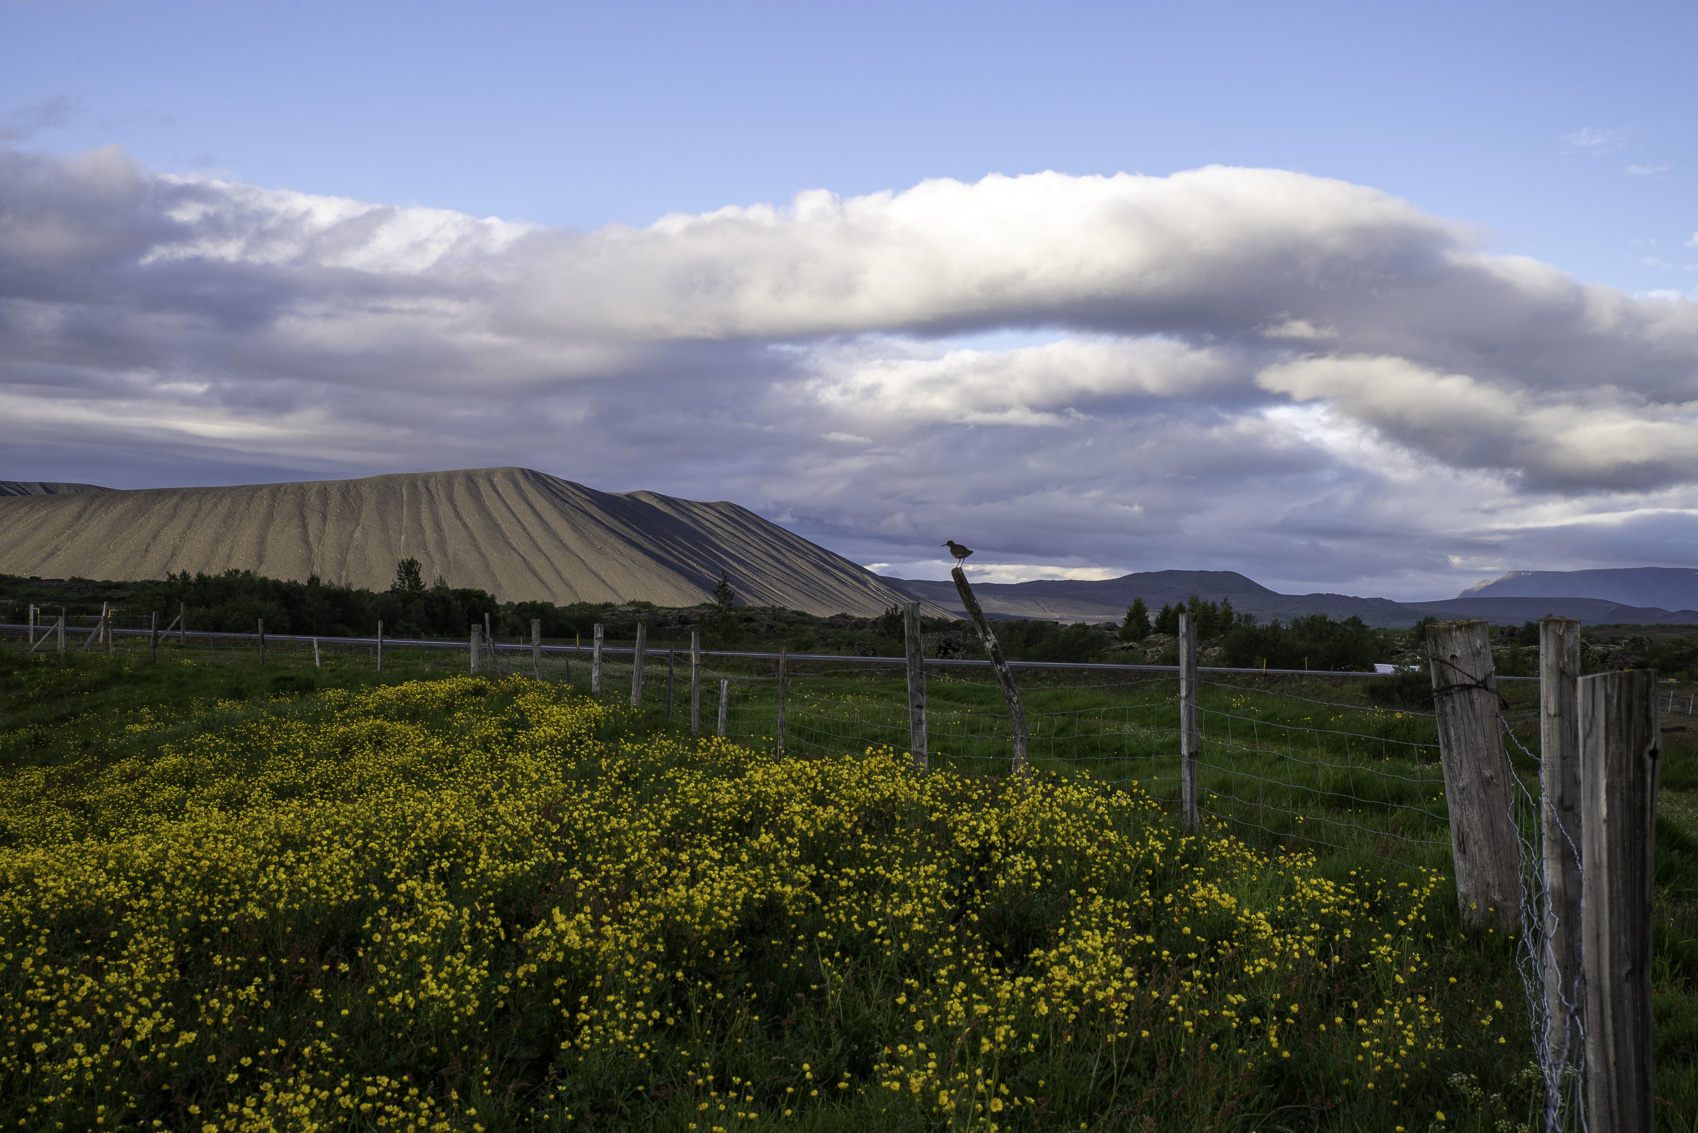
[2,642,1695,1131]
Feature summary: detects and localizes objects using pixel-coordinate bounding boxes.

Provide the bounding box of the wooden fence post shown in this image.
[776,648,787,756]
[1426,620,1522,933]
[470,624,480,674]
[666,647,676,719]
[690,630,701,736]
[102,601,112,655]
[532,619,542,681]
[150,611,158,663]
[1180,611,1200,830]
[591,624,603,696]
[313,638,321,669]
[257,618,265,665]
[58,607,66,653]
[27,604,36,648]
[179,602,186,646]
[1581,669,1660,1133]
[717,677,729,738]
[904,601,928,771]
[1539,617,1584,1080]
[632,623,647,709]
[376,620,384,674]
[951,566,1029,776]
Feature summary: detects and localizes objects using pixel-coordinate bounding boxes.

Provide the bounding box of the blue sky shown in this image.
[3,0,1697,599]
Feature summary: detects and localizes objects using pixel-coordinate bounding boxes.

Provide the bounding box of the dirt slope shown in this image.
[0,467,932,617]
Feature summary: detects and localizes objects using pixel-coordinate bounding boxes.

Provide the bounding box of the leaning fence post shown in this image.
[150,611,158,663]
[531,619,542,681]
[632,622,647,709]
[1427,620,1522,933]
[951,566,1029,776]
[904,601,928,771]
[776,648,787,756]
[1581,669,1660,1133]
[717,677,729,738]
[690,630,701,736]
[591,624,603,696]
[257,618,265,665]
[1539,617,1584,1085]
[1180,611,1200,830]
[470,624,481,674]
[376,620,384,674]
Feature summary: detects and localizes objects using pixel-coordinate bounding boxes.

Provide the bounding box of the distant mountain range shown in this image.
[0,468,942,618]
[3,471,1692,627]
[882,568,1698,628]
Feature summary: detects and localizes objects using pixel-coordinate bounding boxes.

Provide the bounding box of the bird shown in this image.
[943,540,974,565]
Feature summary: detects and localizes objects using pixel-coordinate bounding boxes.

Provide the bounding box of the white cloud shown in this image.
[1562,126,1625,153]
[1624,163,1669,176]
[6,144,1698,598]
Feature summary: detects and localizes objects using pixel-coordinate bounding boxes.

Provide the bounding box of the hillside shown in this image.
[0,481,110,497]
[1461,567,1698,611]
[0,467,932,618]
[883,570,1698,628]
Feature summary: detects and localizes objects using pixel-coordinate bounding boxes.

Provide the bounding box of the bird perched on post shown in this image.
[943,540,974,565]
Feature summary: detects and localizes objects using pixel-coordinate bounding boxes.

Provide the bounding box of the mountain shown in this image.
[882,571,1698,628]
[0,481,111,497]
[0,467,938,618]
[1461,567,1698,612]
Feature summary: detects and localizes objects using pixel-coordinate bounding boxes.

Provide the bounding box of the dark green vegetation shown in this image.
[3,639,1696,1129]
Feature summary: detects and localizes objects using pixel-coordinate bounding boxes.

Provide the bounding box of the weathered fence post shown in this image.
[591,624,603,696]
[531,619,542,681]
[376,620,384,674]
[313,637,321,669]
[632,622,647,709]
[27,604,36,648]
[257,617,265,665]
[150,611,158,663]
[776,648,787,756]
[717,677,729,738]
[470,624,481,674]
[951,566,1028,776]
[58,607,66,653]
[904,601,928,771]
[666,647,676,719]
[103,602,113,655]
[1426,620,1522,933]
[1575,669,1657,1133]
[1180,611,1200,830]
[1539,617,1584,1086]
[1581,669,1660,1133]
[690,630,701,736]
[179,602,186,646]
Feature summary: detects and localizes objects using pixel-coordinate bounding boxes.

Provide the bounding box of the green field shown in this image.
[2,641,1695,1131]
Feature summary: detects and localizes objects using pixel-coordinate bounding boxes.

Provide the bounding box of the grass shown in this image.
[0,643,1693,1130]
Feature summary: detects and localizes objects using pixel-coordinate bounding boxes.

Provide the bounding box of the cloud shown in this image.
[1624,163,1669,176]
[1562,126,1625,154]
[5,144,1698,599]
[0,96,80,143]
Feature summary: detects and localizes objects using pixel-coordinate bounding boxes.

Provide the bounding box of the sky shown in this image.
[2,0,1696,600]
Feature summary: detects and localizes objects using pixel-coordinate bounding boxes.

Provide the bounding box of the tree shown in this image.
[1119,597,1152,642]
[1153,602,1180,636]
[713,571,737,610]
[393,557,426,596]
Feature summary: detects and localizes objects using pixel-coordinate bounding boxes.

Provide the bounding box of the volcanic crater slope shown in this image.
[0,467,922,617]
